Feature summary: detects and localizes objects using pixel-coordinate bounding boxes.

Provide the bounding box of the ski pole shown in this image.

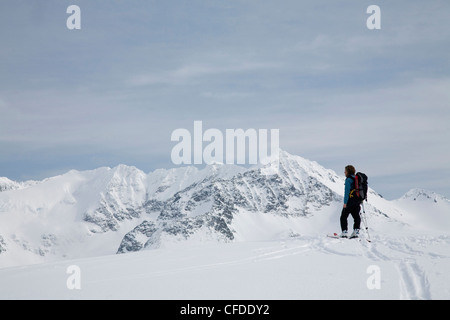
[360,201,371,242]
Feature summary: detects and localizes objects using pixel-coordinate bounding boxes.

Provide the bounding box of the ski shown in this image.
[349,235,370,242]
[327,232,370,242]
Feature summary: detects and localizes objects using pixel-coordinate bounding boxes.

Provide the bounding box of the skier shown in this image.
[340,165,361,238]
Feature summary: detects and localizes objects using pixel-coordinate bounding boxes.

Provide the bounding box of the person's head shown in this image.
[345,165,356,178]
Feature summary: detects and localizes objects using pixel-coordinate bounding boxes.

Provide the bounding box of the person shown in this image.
[340,165,361,238]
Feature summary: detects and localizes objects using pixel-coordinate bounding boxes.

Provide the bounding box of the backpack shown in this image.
[354,172,368,202]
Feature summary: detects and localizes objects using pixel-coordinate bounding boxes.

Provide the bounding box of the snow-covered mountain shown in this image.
[392,188,450,232]
[0,150,448,269]
[0,177,36,192]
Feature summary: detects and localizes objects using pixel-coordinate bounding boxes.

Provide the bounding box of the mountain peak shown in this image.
[0,177,37,192]
[0,177,18,192]
[401,188,448,203]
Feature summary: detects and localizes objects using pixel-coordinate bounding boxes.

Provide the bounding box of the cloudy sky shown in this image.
[1,0,449,199]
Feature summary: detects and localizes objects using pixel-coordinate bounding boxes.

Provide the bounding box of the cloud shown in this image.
[200,91,255,100]
[126,61,281,86]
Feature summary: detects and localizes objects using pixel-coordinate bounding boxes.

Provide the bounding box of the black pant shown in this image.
[340,201,361,231]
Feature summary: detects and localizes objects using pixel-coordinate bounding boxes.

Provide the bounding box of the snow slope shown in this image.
[0,234,449,300]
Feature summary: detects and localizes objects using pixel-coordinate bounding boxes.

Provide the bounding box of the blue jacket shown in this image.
[344,175,355,204]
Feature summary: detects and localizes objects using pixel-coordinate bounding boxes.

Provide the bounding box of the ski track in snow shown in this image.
[364,242,429,300]
[235,233,447,300]
[234,233,446,300]
[89,243,313,285]
[319,234,441,300]
[268,235,440,300]
[397,260,431,300]
[215,237,450,300]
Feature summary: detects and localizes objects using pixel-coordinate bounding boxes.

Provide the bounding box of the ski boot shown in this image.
[350,229,360,239]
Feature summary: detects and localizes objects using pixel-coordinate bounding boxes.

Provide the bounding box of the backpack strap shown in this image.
[354,174,360,198]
